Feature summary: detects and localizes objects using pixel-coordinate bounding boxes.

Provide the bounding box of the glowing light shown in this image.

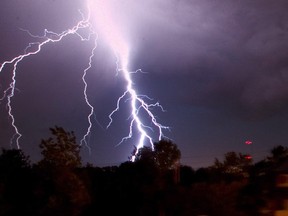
[89,1,129,59]
[0,1,168,160]
[89,0,168,160]
[245,140,252,145]
[0,12,94,148]
[80,35,98,151]
[244,155,252,160]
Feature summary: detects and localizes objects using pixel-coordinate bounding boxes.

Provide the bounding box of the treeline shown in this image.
[1,126,287,216]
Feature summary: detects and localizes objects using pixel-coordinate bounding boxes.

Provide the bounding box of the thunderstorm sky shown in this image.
[1,0,288,168]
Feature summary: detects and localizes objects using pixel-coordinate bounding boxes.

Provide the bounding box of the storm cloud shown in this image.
[129,0,288,120]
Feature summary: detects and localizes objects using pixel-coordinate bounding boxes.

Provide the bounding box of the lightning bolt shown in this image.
[79,35,98,152]
[90,1,169,161]
[0,1,169,161]
[107,53,169,161]
[0,9,94,149]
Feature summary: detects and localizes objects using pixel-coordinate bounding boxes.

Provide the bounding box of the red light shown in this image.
[245,155,252,160]
[245,140,252,145]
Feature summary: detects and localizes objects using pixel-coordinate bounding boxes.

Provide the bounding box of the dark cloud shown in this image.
[129,0,288,120]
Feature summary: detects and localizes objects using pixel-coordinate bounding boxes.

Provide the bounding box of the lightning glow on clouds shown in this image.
[0,0,169,160]
[89,1,168,160]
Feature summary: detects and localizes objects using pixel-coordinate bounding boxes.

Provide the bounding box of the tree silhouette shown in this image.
[134,146,155,165]
[268,145,288,164]
[0,148,30,170]
[211,151,252,182]
[0,149,34,215]
[36,126,90,216]
[38,126,81,168]
[154,139,181,171]
[134,139,181,171]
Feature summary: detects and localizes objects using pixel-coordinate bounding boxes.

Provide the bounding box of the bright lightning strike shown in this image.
[0,10,94,149]
[90,1,169,160]
[0,1,169,161]
[108,52,169,161]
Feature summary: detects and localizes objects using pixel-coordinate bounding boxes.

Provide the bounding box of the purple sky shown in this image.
[1,0,288,168]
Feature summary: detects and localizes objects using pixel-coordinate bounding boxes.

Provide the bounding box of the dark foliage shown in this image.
[38,126,81,168]
[0,127,286,215]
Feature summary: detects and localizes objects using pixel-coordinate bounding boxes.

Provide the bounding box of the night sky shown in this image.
[1,0,288,168]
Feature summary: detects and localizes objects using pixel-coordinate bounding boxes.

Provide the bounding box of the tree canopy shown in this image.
[267,145,288,164]
[1,130,288,215]
[134,139,181,170]
[0,148,30,170]
[38,126,81,168]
